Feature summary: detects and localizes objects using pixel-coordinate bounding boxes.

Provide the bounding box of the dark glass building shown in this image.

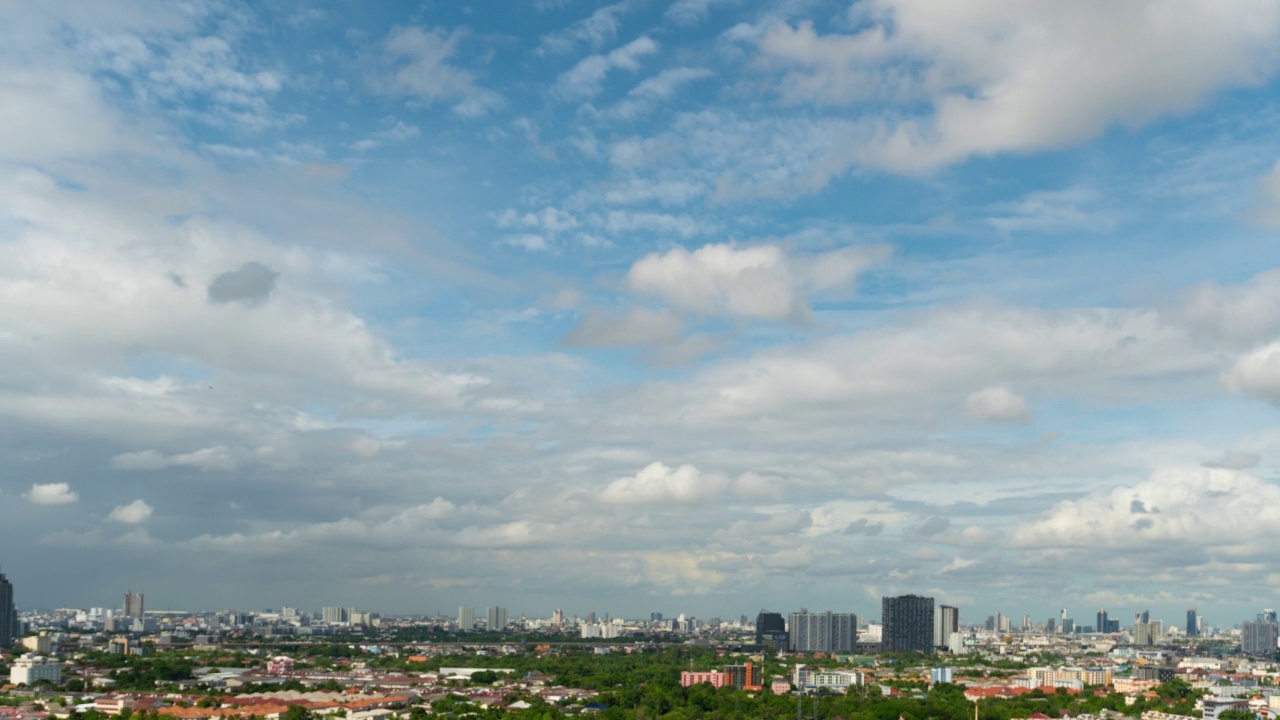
[0,568,16,647]
[755,610,785,644]
[882,594,934,653]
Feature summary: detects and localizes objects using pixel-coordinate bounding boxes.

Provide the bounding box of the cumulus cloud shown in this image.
[25,482,79,505]
[108,499,154,524]
[627,242,890,322]
[207,261,278,306]
[756,1,1280,173]
[844,518,885,536]
[1013,467,1280,551]
[1223,342,1280,404]
[1202,450,1262,470]
[964,385,1034,424]
[600,462,727,504]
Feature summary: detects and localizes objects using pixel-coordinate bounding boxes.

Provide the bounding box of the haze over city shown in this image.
[4,0,1280,621]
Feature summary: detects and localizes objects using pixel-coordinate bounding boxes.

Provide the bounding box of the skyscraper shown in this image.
[755,610,785,645]
[1186,609,1198,637]
[487,606,507,631]
[458,606,474,631]
[1242,620,1278,655]
[1097,609,1109,635]
[787,610,857,653]
[882,595,934,653]
[123,590,145,619]
[934,605,959,648]
[0,568,16,647]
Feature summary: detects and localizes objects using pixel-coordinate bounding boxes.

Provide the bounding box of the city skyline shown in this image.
[4,1,1280,618]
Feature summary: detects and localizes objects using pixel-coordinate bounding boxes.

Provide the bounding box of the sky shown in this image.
[4,0,1280,628]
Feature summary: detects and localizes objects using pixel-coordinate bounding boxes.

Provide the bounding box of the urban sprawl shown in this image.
[2,570,1279,720]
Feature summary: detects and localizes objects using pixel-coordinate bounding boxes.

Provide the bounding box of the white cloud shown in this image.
[600,462,727,504]
[1013,467,1280,552]
[553,36,658,99]
[1224,342,1280,405]
[683,304,1211,422]
[964,385,1033,424]
[1174,268,1280,347]
[25,482,79,505]
[111,446,238,472]
[664,0,741,26]
[108,499,154,524]
[562,308,684,347]
[626,242,890,322]
[539,2,637,55]
[378,26,502,116]
[756,1,1280,173]
[606,67,714,119]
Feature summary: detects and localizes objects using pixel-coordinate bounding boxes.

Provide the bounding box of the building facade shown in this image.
[1241,620,1278,655]
[123,590,145,619]
[788,610,857,653]
[755,610,785,645]
[10,656,61,686]
[1186,609,1198,637]
[487,606,507,631]
[882,595,934,653]
[458,606,474,631]
[0,568,15,647]
[934,605,959,649]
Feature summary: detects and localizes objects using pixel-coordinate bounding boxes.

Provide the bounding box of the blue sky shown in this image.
[4,0,1280,629]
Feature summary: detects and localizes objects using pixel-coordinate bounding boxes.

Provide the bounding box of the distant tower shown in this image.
[1186,609,1198,637]
[487,606,507,631]
[458,606,474,631]
[123,590,145,619]
[0,568,16,647]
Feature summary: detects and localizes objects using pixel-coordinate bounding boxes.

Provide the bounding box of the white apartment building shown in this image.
[10,656,62,685]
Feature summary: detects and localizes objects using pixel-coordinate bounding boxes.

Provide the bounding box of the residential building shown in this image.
[724,662,762,691]
[10,656,61,685]
[810,670,861,690]
[882,595,934,652]
[931,667,954,684]
[21,635,52,653]
[680,671,726,688]
[458,606,474,631]
[321,606,346,624]
[788,609,857,653]
[935,605,959,649]
[1241,620,1278,655]
[487,606,508,631]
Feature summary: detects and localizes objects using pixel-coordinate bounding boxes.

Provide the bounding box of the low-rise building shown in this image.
[10,656,62,686]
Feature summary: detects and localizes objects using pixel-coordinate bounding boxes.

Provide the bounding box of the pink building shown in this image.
[680,671,727,688]
[771,678,791,694]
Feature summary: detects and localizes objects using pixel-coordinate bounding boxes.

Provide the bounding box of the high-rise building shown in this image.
[651,612,664,623]
[0,569,16,647]
[123,590,145,619]
[1134,621,1153,646]
[458,606,474,631]
[1136,609,1150,624]
[787,610,857,653]
[755,610,785,645]
[1046,618,1056,634]
[934,605,959,648]
[321,606,346,624]
[1186,609,1198,637]
[1261,609,1278,623]
[1242,620,1278,655]
[487,606,507,631]
[882,595,934,653]
[552,609,564,625]
[1097,609,1109,635]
